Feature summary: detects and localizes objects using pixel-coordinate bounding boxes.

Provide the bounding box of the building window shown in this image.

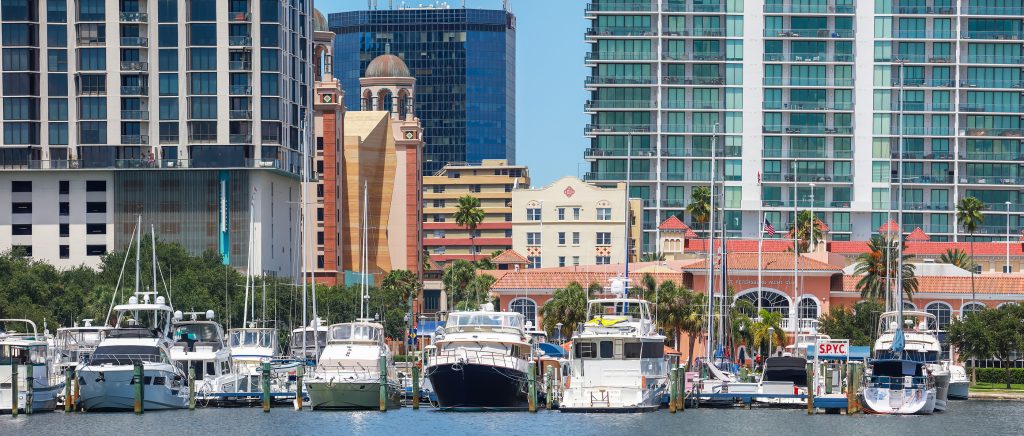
[572,232,580,245]
[573,256,580,266]
[86,202,106,213]
[86,245,106,256]
[573,208,581,220]
[528,256,541,269]
[317,232,324,245]
[11,224,32,236]
[432,214,445,223]
[59,223,69,237]
[12,203,32,214]
[432,185,444,193]
[59,180,69,194]
[597,208,612,220]
[558,208,565,220]
[85,180,106,191]
[12,246,32,257]
[59,245,70,259]
[558,232,566,245]
[433,246,445,254]
[433,200,444,207]
[526,232,540,245]
[926,302,953,330]
[526,208,541,221]
[505,213,512,222]
[558,256,566,267]
[470,184,481,193]
[509,298,537,327]
[433,230,445,238]
[317,255,325,269]
[59,202,70,216]
[317,208,324,221]
[798,298,818,320]
[1004,265,1013,273]
[596,256,610,265]
[505,229,512,238]
[11,181,32,192]
[974,265,982,274]
[596,232,612,245]
[86,223,105,234]
[505,184,512,192]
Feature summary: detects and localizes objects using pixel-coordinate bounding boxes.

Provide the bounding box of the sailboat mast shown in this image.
[151,225,158,295]
[299,119,309,356]
[135,215,141,294]
[624,132,631,282]
[896,61,906,320]
[361,180,369,320]
[705,123,718,362]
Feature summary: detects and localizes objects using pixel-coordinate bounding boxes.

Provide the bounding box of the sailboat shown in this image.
[76,218,189,411]
[305,184,403,410]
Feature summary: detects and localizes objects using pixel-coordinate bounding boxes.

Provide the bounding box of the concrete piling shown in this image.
[261,362,271,413]
[133,362,144,415]
[412,365,420,410]
[379,355,387,412]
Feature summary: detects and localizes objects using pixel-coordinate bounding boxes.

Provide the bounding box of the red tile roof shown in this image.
[659,215,689,230]
[491,249,529,264]
[909,228,933,241]
[830,240,1024,256]
[682,252,842,272]
[842,274,1024,294]
[878,220,899,234]
[686,239,795,253]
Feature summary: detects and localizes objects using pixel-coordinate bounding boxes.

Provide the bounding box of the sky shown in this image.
[317,0,588,187]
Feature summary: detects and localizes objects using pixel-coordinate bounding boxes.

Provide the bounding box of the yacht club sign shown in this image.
[732,279,795,286]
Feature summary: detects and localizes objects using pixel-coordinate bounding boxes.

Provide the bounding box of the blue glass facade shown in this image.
[329,8,515,174]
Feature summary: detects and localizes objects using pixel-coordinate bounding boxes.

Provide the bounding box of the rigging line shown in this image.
[106,220,138,323]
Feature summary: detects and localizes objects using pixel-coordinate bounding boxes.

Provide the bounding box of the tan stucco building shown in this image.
[511,176,641,268]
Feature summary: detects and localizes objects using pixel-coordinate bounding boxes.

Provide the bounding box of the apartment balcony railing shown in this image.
[890,151,955,160]
[763,5,855,14]
[896,202,951,211]
[666,28,724,37]
[891,30,955,39]
[229,110,253,119]
[120,110,149,120]
[894,102,953,111]
[959,176,1024,185]
[892,6,956,14]
[961,31,1024,40]
[662,147,740,158]
[229,85,253,95]
[664,3,724,12]
[662,199,688,208]
[119,12,148,22]
[890,78,954,87]
[763,53,853,62]
[228,11,252,21]
[765,29,854,38]
[586,26,654,37]
[663,172,729,182]
[120,86,148,96]
[119,134,149,144]
[229,134,253,143]
[889,54,954,63]
[189,133,218,143]
[584,124,654,134]
[663,76,724,85]
[763,101,853,110]
[228,36,252,47]
[120,61,148,71]
[762,149,854,159]
[77,36,105,46]
[960,79,1024,89]
[585,2,656,12]
[963,128,1024,137]
[120,37,149,47]
[899,126,951,136]
[583,172,656,182]
[663,51,725,61]
[584,99,656,110]
[585,51,655,61]
[229,60,252,71]
[974,225,1024,235]
[762,125,853,134]
[584,148,661,158]
[958,103,1024,113]
[585,75,656,85]
[963,55,1024,65]
[761,200,838,209]
[763,77,854,87]
[959,152,1024,161]
[894,175,955,184]
[961,6,1024,15]
[159,134,179,143]
[984,203,1024,213]
[662,124,721,134]
[663,100,722,110]
[761,174,853,183]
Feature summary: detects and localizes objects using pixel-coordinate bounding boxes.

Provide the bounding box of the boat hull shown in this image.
[425,363,528,410]
[932,369,950,411]
[0,384,61,412]
[77,366,187,411]
[861,387,936,415]
[948,381,970,400]
[306,380,402,410]
[559,385,664,413]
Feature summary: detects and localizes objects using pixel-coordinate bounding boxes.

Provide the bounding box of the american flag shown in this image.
[763,217,776,236]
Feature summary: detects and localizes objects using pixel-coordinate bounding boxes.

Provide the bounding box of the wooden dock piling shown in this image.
[411,365,420,410]
[11,361,18,417]
[668,368,677,413]
[295,365,304,411]
[261,362,271,413]
[72,369,80,412]
[527,361,537,413]
[133,362,144,415]
[188,366,196,410]
[545,366,554,410]
[64,369,73,413]
[25,375,33,415]
[805,362,814,415]
[378,355,387,412]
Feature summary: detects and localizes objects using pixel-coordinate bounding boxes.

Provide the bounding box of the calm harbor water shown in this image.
[2,400,1022,436]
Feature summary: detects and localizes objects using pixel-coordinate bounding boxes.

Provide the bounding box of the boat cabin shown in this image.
[229,328,278,352]
[328,322,384,344]
[586,299,652,324]
[443,312,525,334]
[572,339,665,360]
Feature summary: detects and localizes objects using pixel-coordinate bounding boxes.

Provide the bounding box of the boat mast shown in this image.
[896,60,906,323]
[243,191,254,328]
[705,123,718,363]
[299,118,308,357]
[135,215,141,295]
[361,180,369,320]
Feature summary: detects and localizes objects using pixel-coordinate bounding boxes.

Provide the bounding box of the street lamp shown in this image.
[555,322,563,343]
[767,326,776,359]
[1007,201,1012,273]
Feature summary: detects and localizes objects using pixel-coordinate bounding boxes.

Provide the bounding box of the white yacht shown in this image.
[290,317,328,362]
[862,311,946,415]
[305,321,402,409]
[1,319,62,412]
[863,359,936,414]
[560,298,672,412]
[870,310,950,412]
[52,319,108,376]
[228,324,299,396]
[171,311,241,401]
[425,309,532,410]
[76,291,189,411]
[947,363,969,400]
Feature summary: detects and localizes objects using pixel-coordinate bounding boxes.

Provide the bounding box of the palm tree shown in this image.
[853,234,919,302]
[455,273,496,310]
[640,252,667,262]
[655,282,687,350]
[540,281,589,339]
[632,272,658,300]
[453,195,486,262]
[441,260,475,310]
[381,269,422,339]
[687,187,711,236]
[679,292,707,369]
[789,210,825,253]
[750,309,787,358]
[956,196,986,300]
[939,248,976,273]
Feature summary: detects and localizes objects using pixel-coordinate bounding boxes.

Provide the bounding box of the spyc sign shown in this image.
[815,339,849,358]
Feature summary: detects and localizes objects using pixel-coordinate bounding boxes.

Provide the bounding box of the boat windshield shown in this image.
[291,330,327,346]
[90,345,164,365]
[174,323,221,343]
[330,324,382,342]
[114,307,171,331]
[57,329,104,347]
[0,344,47,364]
[229,330,275,348]
[446,313,523,329]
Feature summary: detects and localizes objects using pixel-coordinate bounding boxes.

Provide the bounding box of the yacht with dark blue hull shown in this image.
[425,310,532,410]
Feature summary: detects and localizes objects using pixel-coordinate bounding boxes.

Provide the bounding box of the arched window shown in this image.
[961,302,986,318]
[736,289,790,316]
[378,89,393,112]
[510,298,537,328]
[925,302,952,330]
[798,298,818,320]
[902,301,917,311]
[361,90,373,111]
[398,90,410,120]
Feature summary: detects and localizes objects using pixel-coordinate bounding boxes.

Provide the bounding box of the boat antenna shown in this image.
[106,220,139,323]
[135,215,142,295]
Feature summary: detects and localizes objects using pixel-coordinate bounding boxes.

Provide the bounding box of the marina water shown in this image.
[2,400,1022,436]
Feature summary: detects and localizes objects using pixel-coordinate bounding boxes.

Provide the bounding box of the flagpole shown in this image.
[758,213,763,317]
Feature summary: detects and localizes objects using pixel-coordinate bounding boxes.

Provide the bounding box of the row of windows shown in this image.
[526,207,614,221]
[524,231,614,246]
[10,244,106,259]
[525,256,611,269]
[12,223,106,235]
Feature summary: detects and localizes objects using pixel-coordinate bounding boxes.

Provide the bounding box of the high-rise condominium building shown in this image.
[329,5,516,174]
[0,0,313,276]
[583,0,1024,252]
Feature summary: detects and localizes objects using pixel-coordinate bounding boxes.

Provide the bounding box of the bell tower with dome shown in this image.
[359,48,417,122]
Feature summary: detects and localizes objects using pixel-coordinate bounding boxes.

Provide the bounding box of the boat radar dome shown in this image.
[206,310,216,320]
[611,278,627,295]
[173,311,183,321]
[129,296,138,305]
[481,302,495,311]
[156,296,166,305]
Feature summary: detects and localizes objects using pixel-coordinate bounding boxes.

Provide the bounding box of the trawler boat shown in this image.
[171,311,241,400]
[290,317,328,362]
[1,319,62,412]
[863,359,936,414]
[228,324,298,395]
[560,298,673,413]
[871,311,950,412]
[52,319,108,376]
[425,310,532,410]
[76,291,189,411]
[305,321,402,409]
[753,356,808,406]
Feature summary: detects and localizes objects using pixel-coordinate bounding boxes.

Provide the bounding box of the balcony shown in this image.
[961,6,1024,15]
[898,202,950,211]
[889,54,954,64]
[229,134,253,143]
[120,37,149,47]
[584,100,655,110]
[961,31,1024,40]
[958,103,1024,114]
[763,101,853,111]
[763,5,855,14]
[662,124,720,134]
[120,134,149,144]
[120,61,148,71]
[663,51,725,61]
[892,6,956,14]
[664,3,723,12]
[585,2,656,13]
[121,110,149,120]
[663,76,724,85]
[586,26,654,37]
[585,51,655,61]
[228,11,252,21]
[959,176,1024,185]
[762,125,853,135]
[763,77,854,87]
[895,175,954,184]
[984,203,1024,213]
[189,133,218,143]
[120,86,148,95]
[899,127,951,136]
[963,128,1023,137]
[229,110,253,119]
[765,29,854,38]
[663,100,722,110]
[583,172,655,182]
[892,30,955,39]
[228,36,252,47]
[229,85,253,95]
[963,55,1024,65]
[584,148,658,158]
[761,173,853,183]
[668,28,724,37]
[662,147,739,158]
[119,12,148,22]
[585,76,656,85]
[761,200,832,209]
[229,60,252,71]
[77,36,105,46]
[763,53,853,62]
[890,151,954,160]
[762,149,853,159]
[959,152,1024,161]
[159,133,179,143]
[960,79,1024,89]
[662,199,688,208]
[584,123,653,134]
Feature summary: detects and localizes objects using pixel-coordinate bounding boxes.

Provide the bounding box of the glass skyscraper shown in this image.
[329,6,516,174]
[584,0,1024,252]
